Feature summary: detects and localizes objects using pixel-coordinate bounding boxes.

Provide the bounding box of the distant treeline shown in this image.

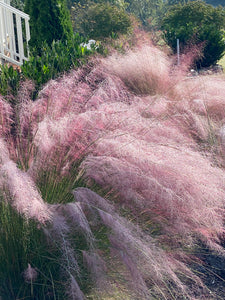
[205,0,225,6]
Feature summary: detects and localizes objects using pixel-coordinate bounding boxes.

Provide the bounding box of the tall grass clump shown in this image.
[104,44,176,96]
[1,38,225,299]
[0,200,64,300]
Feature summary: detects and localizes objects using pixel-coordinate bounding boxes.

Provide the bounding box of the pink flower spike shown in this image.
[23,263,38,283]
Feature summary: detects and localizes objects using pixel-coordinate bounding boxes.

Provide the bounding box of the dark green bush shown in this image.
[71,2,131,39]
[161,0,225,68]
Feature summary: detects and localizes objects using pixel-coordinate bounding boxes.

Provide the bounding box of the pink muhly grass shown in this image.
[0,159,52,224]
[82,251,107,289]
[12,81,37,169]
[31,63,131,125]
[2,41,225,298]
[103,45,177,97]
[171,106,210,143]
[23,263,38,283]
[74,188,204,299]
[219,125,225,150]
[0,138,10,164]
[28,66,132,174]
[176,75,225,122]
[32,66,102,120]
[65,202,95,247]
[49,207,80,274]
[81,129,225,251]
[0,96,13,137]
[33,113,92,153]
[67,274,85,300]
[11,51,225,253]
[46,207,91,299]
[178,43,204,72]
[73,187,115,216]
[31,113,95,177]
[15,80,36,140]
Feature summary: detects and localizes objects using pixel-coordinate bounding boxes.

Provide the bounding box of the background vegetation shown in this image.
[161,1,225,67]
[71,2,131,39]
[24,0,73,51]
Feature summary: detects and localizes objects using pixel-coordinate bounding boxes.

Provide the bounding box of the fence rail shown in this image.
[0,0,30,66]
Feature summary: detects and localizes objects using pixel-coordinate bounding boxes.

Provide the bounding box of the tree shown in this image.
[166,0,188,5]
[161,0,225,68]
[67,0,127,9]
[126,0,164,29]
[24,0,73,51]
[11,0,25,10]
[205,0,225,6]
[71,2,131,39]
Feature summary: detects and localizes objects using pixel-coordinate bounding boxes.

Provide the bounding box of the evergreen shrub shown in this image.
[161,0,225,68]
[24,0,73,51]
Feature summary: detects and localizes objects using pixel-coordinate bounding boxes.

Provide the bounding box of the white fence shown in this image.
[0,0,30,66]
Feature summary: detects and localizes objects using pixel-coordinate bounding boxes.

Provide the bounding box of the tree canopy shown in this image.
[71,1,131,39]
[161,0,225,68]
[126,0,164,29]
[24,0,73,51]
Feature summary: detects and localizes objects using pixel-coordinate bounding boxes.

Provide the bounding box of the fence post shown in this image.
[177,38,180,66]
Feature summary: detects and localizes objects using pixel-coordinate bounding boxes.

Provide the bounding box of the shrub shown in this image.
[71,2,131,39]
[161,0,225,68]
[21,35,91,91]
[0,34,93,100]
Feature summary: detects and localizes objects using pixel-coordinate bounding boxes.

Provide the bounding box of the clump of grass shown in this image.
[103,44,180,97]
[0,199,63,299]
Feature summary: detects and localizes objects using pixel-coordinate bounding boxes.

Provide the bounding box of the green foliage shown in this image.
[57,0,74,41]
[10,0,25,10]
[0,35,93,99]
[36,160,86,205]
[24,0,73,51]
[0,65,20,97]
[166,0,188,5]
[71,2,131,39]
[161,0,225,68]
[205,0,225,6]
[0,200,63,299]
[71,0,164,30]
[166,0,225,6]
[21,34,91,91]
[68,0,127,9]
[125,0,165,29]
